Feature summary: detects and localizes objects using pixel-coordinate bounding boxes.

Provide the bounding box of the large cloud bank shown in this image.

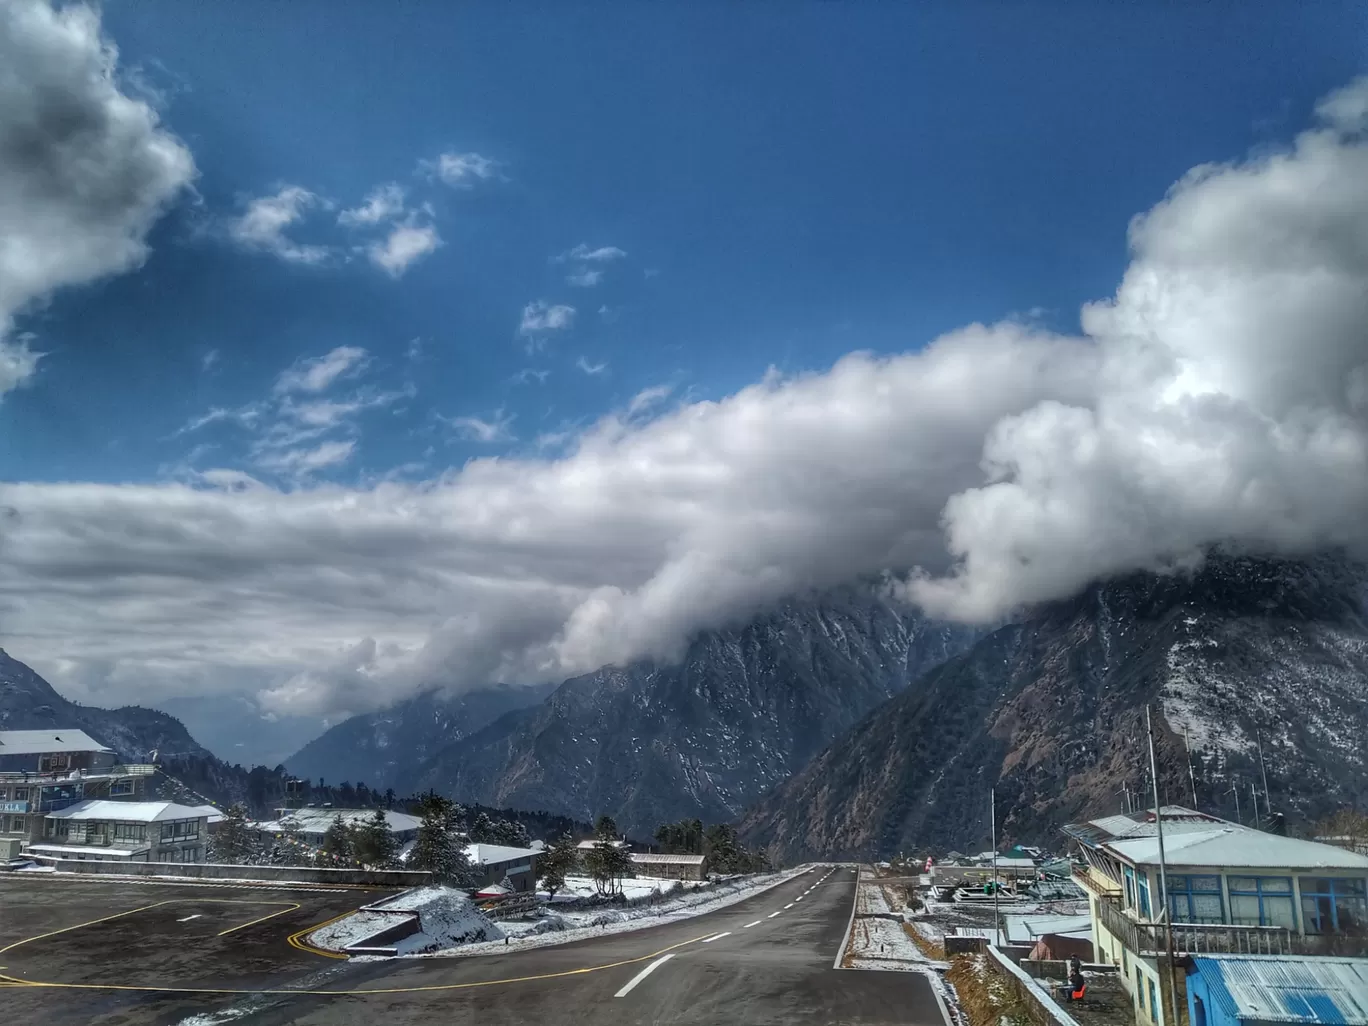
[1,11,1364,720]
[0,0,194,396]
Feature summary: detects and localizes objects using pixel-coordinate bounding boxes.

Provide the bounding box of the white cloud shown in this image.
[228,185,331,265]
[519,301,576,337]
[444,410,515,443]
[274,346,368,394]
[202,349,220,371]
[4,78,1367,721]
[512,368,550,385]
[576,357,608,376]
[556,244,627,263]
[253,439,356,476]
[338,183,406,227]
[421,151,497,187]
[367,221,441,277]
[566,268,603,287]
[0,0,194,400]
[626,384,672,415]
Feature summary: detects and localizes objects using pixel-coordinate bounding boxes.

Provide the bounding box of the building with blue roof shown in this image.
[1187,955,1368,1026]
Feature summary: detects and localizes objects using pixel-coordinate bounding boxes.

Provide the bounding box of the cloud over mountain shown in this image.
[1,70,1365,721]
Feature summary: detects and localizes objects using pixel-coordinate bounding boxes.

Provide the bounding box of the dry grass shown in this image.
[904,921,946,961]
[946,954,1034,1026]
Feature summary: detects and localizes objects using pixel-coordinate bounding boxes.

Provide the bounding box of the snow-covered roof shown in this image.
[465,843,540,866]
[46,800,209,823]
[630,852,707,865]
[186,805,226,824]
[1192,954,1368,1025]
[25,842,150,858]
[577,838,626,849]
[1109,827,1368,871]
[258,808,422,835]
[0,729,112,755]
[1002,914,1092,944]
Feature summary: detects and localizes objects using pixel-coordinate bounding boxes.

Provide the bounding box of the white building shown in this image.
[0,729,155,846]
[465,842,540,892]
[252,807,422,844]
[1065,806,1368,1026]
[28,799,211,863]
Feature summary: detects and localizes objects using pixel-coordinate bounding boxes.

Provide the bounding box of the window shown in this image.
[1124,866,1137,909]
[1301,877,1367,934]
[113,822,145,842]
[1148,977,1158,1023]
[1228,876,1296,929]
[1138,874,1152,918]
[1168,874,1225,923]
[14,788,27,800]
[110,779,134,796]
[40,754,70,772]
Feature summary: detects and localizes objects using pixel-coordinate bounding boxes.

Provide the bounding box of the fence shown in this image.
[28,856,431,887]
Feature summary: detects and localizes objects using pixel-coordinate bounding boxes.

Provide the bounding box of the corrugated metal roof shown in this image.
[0,729,112,755]
[47,800,208,823]
[630,852,707,865]
[1109,828,1368,870]
[464,843,540,865]
[1194,955,1368,1025]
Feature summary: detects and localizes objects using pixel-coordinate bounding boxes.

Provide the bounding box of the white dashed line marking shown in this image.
[743,920,761,928]
[702,931,732,944]
[615,954,676,998]
[784,903,794,909]
[176,915,202,922]
[768,911,782,918]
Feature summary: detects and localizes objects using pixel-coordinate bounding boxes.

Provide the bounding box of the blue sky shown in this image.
[2,1,1367,763]
[6,2,1363,485]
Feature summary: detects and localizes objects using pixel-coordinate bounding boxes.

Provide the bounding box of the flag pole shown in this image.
[1148,706,1181,1026]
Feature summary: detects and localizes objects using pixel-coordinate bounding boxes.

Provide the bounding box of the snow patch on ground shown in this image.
[405,868,812,959]
[553,874,670,901]
[847,916,942,971]
[310,886,503,953]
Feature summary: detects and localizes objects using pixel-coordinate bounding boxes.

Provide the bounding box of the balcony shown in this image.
[1073,864,1121,897]
[1096,896,1368,957]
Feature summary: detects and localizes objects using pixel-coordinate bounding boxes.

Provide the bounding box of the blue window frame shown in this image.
[1301,877,1368,934]
[1228,876,1296,929]
[1168,874,1225,924]
[1124,866,1137,910]
[1138,875,1152,918]
[1148,978,1158,1022]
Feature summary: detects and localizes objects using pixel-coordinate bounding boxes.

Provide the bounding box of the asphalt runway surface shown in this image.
[0,866,946,1025]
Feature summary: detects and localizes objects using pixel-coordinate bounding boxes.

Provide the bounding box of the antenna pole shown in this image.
[1184,725,1198,809]
[991,787,1000,946]
[1148,706,1180,1026]
[1256,732,1272,817]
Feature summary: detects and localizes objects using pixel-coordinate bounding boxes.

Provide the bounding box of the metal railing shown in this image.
[1095,896,1368,956]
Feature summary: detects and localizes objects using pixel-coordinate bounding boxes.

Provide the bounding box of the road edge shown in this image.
[831,863,859,969]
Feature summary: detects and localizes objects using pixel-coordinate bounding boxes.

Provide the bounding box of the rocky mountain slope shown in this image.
[398,588,979,838]
[738,554,1368,861]
[285,682,557,790]
[0,648,265,807]
[0,649,212,762]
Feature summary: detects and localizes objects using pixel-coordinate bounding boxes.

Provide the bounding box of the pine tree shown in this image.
[538,832,579,899]
[595,814,618,840]
[355,808,397,867]
[214,803,254,863]
[469,811,497,843]
[409,794,471,885]
[321,814,356,866]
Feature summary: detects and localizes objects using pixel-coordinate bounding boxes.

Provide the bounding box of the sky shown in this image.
[1,1,1366,764]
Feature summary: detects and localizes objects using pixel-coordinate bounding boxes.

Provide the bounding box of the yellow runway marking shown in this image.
[286,909,355,960]
[0,897,305,959]
[1,931,716,996]
[217,903,301,937]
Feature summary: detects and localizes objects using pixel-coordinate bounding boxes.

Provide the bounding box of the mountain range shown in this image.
[5,552,1365,859]
[737,553,1368,860]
